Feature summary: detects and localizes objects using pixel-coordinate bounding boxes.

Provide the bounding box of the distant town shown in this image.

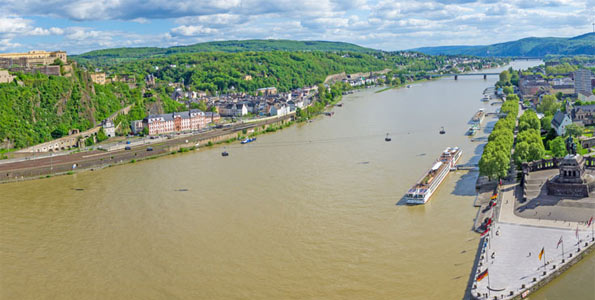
[0,49,504,154]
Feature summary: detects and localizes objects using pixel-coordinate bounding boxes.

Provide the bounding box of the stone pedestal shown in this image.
[547,155,595,197]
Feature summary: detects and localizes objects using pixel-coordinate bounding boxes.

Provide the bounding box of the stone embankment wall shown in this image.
[511,243,594,300]
[1,117,291,183]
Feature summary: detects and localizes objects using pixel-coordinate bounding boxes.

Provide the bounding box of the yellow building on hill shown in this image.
[0,50,67,68]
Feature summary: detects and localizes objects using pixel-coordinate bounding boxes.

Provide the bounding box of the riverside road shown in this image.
[0,115,292,182]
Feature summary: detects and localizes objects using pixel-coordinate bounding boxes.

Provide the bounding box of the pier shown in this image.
[456,163,479,171]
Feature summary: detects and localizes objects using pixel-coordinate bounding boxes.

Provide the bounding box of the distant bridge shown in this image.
[433,73,500,80]
[401,72,501,80]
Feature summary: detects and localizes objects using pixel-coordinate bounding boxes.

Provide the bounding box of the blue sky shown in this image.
[0,0,593,54]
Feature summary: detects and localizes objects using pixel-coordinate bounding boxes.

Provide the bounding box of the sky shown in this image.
[0,0,593,54]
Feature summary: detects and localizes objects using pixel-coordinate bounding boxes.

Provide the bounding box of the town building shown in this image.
[551,111,573,136]
[256,87,277,96]
[130,120,144,135]
[571,104,595,126]
[0,70,15,84]
[141,110,219,135]
[577,91,595,102]
[574,69,593,96]
[102,120,116,137]
[519,75,551,101]
[90,72,106,85]
[550,77,574,95]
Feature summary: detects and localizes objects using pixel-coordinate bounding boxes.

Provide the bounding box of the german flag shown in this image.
[490,194,498,200]
[538,247,545,261]
[480,227,490,237]
[476,269,488,281]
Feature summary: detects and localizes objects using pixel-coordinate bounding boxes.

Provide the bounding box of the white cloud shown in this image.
[170,25,218,37]
[0,0,592,52]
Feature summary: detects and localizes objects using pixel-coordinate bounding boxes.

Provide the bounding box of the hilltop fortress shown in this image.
[0,50,70,79]
[0,50,67,68]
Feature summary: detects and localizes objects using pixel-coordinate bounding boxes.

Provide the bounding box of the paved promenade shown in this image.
[471,183,595,299]
[472,223,593,299]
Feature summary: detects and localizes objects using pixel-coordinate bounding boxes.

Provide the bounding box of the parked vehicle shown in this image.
[125,146,131,150]
[147,147,153,151]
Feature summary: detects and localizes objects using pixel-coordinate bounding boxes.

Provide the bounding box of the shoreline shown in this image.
[0,83,389,184]
[0,114,296,184]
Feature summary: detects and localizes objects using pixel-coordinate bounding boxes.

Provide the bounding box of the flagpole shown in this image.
[561,236,565,262]
[487,268,491,299]
[589,216,595,241]
[543,249,546,272]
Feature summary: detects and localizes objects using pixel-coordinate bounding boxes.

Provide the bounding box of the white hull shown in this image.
[404,148,462,205]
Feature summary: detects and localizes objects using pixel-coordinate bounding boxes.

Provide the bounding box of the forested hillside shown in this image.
[0,70,140,149]
[1,48,502,150]
[106,51,478,94]
[411,33,595,57]
[72,40,376,66]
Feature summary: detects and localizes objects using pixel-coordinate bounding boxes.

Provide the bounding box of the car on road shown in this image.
[125,146,131,150]
[146,147,153,151]
[126,141,131,144]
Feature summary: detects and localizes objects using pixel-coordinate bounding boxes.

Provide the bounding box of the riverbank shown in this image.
[3,61,557,300]
[0,114,296,183]
[375,78,433,93]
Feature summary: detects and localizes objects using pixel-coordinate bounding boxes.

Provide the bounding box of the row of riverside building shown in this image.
[130,110,220,135]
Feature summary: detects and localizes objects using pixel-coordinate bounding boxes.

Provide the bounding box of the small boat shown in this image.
[221,151,229,157]
[385,133,392,142]
[439,127,446,134]
[241,137,256,144]
[467,124,480,136]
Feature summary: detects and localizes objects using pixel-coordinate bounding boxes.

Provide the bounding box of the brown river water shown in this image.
[2,60,593,299]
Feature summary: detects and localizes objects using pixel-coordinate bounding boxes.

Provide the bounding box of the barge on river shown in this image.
[404,147,462,204]
[471,108,485,124]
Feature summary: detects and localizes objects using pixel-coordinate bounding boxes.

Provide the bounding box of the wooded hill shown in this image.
[72,40,376,66]
[410,33,595,57]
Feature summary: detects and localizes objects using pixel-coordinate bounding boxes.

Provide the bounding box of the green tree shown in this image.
[96,128,108,142]
[536,95,560,116]
[499,70,511,83]
[565,123,583,137]
[514,141,530,163]
[528,143,545,161]
[503,86,513,95]
[541,115,553,131]
[549,137,567,158]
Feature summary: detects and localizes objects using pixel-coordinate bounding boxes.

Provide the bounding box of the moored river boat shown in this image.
[404,147,462,204]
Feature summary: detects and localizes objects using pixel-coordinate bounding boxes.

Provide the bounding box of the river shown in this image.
[2,60,592,299]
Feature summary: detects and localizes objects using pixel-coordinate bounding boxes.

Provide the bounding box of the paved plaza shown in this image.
[470,182,595,299]
[472,222,593,299]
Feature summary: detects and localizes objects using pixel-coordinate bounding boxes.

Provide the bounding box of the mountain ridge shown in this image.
[409,33,595,57]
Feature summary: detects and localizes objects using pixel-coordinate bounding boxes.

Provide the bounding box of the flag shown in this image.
[556,236,563,249]
[486,218,492,227]
[538,247,544,260]
[480,227,490,237]
[490,194,497,200]
[588,216,593,227]
[476,269,488,281]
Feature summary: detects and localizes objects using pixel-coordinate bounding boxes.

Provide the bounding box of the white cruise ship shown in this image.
[404,147,462,204]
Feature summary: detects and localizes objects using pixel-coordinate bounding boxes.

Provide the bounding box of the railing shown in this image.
[520,156,595,188]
